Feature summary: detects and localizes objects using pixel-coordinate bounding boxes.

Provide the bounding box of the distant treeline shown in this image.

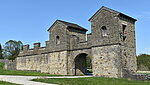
[137,54,150,71]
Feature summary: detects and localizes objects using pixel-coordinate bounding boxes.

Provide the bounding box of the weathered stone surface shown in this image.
[5,60,16,70]
[17,51,68,75]
[92,45,122,78]
[6,6,137,78]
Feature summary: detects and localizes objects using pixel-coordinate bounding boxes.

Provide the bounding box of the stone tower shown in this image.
[89,6,137,77]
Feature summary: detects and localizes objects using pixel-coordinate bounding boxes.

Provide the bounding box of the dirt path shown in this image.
[0,75,92,85]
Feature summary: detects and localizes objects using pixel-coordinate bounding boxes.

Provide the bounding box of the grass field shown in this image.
[0,62,61,76]
[0,81,20,85]
[32,77,150,85]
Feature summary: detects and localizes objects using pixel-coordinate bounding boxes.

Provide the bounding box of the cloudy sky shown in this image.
[0,0,150,55]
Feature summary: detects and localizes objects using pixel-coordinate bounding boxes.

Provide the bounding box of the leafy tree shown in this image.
[137,54,150,70]
[0,44,3,59]
[3,40,23,60]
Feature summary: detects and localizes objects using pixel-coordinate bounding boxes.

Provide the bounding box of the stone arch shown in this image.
[73,53,92,75]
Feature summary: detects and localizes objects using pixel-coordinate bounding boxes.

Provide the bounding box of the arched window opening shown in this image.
[56,36,60,44]
[101,26,108,37]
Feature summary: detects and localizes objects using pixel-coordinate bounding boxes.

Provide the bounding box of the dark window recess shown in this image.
[122,25,127,41]
[101,26,107,37]
[123,25,126,34]
[56,36,60,44]
[123,36,126,41]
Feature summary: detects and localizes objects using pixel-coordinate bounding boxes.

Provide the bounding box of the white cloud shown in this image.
[144,48,150,50]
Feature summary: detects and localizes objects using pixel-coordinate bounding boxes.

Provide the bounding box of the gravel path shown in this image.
[0,75,92,85]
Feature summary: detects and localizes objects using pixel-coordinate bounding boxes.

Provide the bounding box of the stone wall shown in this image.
[90,8,120,47]
[5,60,16,70]
[0,59,7,63]
[67,27,86,42]
[16,51,68,75]
[92,45,122,78]
[0,59,16,70]
[48,22,68,52]
[119,18,137,75]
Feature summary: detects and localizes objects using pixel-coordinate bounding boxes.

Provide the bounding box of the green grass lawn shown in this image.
[32,77,150,85]
[0,62,62,76]
[0,81,20,85]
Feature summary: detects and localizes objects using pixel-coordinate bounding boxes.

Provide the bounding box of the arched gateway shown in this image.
[73,53,92,75]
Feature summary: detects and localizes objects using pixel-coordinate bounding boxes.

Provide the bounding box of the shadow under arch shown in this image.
[73,53,92,76]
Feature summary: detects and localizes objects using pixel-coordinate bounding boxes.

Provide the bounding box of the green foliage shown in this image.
[0,62,4,69]
[0,62,62,76]
[0,44,3,59]
[86,56,92,69]
[137,54,150,70]
[86,56,92,73]
[32,77,150,85]
[3,40,23,60]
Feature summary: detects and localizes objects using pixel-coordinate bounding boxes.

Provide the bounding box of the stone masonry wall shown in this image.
[0,59,7,63]
[119,17,137,77]
[90,9,120,47]
[16,51,68,75]
[92,45,122,78]
[5,60,16,70]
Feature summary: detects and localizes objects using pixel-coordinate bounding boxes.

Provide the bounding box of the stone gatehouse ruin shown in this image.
[13,6,137,78]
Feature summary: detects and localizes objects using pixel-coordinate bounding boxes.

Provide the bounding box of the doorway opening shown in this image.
[74,53,92,76]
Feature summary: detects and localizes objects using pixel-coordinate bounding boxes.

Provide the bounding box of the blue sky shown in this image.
[0,0,150,55]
